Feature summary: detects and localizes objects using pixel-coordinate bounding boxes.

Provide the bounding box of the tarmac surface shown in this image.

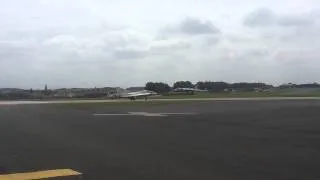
[1,100,320,179]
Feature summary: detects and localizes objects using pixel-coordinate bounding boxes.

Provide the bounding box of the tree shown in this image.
[173,81,194,89]
[296,83,320,88]
[196,81,229,92]
[230,82,271,91]
[196,81,272,92]
[145,82,156,92]
[145,82,171,93]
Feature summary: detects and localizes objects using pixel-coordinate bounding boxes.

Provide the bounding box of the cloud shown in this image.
[273,48,320,64]
[243,8,315,27]
[242,8,320,54]
[179,18,220,35]
[0,24,199,88]
[113,48,149,60]
[205,35,221,45]
[157,18,221,51]
[150,39,191,53]
[243,8,277,27]
[160,17,220,38]
[2,21,318,88]
[278,14,314,26]
[2,0,320,88]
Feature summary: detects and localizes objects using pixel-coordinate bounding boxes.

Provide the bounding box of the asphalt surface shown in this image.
[1,100,320,179]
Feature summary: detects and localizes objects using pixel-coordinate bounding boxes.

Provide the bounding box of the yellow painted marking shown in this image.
[0,169,81,180]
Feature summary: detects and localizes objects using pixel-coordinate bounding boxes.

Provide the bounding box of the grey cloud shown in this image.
[0,41,37,62]
[278,15,314,26]
[150,40,191,52]
[242,49,270,58]
[204,35,221,45]
[270,49,320,84]
[160,17,220,38]
[114,39,192,59]
[3,0,320,88]
[113,48,149,60]
[179,18,220,35]
[243,8,277,27]
[1,29,64,42]
[273,49,320,64]
[226,34,259,43]
[244,8,315,27]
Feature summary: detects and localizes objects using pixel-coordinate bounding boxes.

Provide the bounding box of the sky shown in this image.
[1,0,320,88]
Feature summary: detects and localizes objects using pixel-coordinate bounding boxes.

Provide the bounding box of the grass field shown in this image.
[151,89,320,99]
[50,100,193,108]
[4,88,320,104]
[50,90,320,108]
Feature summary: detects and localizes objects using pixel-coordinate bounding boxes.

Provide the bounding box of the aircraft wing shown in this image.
[118,90,157,98]
[126,92,151,97]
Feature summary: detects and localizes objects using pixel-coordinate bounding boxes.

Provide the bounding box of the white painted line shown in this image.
[158,112,197,115]
[93,113,135,116]
[128,112,167,117]
[93,112,197,117]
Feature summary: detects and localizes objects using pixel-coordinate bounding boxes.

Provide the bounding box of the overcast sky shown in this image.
[1,0,320,88]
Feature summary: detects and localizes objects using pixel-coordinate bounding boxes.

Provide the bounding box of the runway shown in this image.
[1,100,320,179]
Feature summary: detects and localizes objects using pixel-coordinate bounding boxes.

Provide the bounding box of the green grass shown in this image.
[50,100,193,108]
[38,91,320,109]
[151,91,320,99]
[26,88,320,108]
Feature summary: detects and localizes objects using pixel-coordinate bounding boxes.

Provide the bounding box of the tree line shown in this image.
[146,81,306,93]
[279,83,320,88]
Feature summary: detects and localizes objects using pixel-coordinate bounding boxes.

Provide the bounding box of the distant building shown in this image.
[53,90,75,98]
